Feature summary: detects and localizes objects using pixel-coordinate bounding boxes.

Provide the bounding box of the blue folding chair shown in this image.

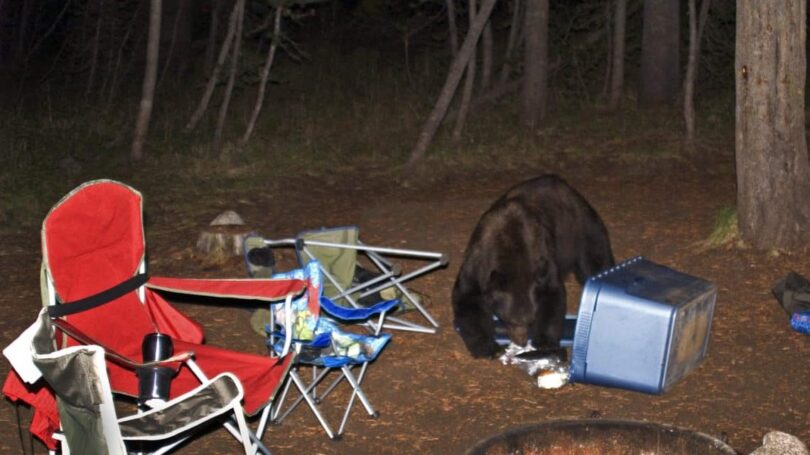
[253,260,398,439]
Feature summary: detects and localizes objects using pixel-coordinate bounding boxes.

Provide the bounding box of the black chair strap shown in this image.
[48,273,149,318]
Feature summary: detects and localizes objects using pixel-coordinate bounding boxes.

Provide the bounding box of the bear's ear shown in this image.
[488,270,508,291]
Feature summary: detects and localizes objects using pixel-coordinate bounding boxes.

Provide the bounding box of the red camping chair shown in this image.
[3,180,308,452]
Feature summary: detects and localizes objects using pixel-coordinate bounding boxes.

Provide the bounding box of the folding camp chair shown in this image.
[245,226,447,335]
[252,259,397,439]
[2,180,308,453]
[27,308,255,455]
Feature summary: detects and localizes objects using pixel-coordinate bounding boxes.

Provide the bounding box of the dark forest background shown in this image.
[0,0,749,236]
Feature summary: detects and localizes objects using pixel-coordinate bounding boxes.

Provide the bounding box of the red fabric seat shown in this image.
[3,180,306,448]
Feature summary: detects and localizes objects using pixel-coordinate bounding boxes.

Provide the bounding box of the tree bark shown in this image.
[736,0,810,250]
[241,6,283,145]
[186,0,240,132]
[213,0,245,149]
[452,0,478,140]
[608,0,626,110]
[498,0,523,87]
[639,0,680,106]
[406,0,497,168]
[683,0,710,142]
[131,0,161,161]
[521,0,549,131]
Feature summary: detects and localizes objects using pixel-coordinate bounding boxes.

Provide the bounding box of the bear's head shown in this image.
[485,269,535,347]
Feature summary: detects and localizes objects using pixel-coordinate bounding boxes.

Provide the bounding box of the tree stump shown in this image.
[196,210,250,264]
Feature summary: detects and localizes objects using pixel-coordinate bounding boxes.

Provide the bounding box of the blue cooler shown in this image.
[568,257,717,394]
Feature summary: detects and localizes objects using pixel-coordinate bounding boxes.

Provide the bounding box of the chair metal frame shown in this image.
[264,307,389,439]
[29,309,256,455]
[261,227,447,335]
[43,265,287,455]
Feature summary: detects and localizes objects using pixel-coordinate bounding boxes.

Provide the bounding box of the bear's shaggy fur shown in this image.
[452,175,614,358]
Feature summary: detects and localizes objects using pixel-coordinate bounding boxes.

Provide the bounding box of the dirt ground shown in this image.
[0,158,808,454]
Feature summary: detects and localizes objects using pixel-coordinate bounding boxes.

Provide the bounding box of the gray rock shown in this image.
[750,431,809,455]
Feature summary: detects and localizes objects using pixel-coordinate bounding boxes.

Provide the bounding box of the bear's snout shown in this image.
[506,325,529,347]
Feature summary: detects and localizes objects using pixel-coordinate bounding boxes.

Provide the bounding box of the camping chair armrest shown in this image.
[118,372,244,442]
[146,276,306,303]
[50,318,194,370]
[319,296,400,321]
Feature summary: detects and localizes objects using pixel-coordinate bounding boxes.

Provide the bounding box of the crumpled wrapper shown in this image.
[498,343,571,389]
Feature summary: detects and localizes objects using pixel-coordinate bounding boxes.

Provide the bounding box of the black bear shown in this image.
[452,175,614,358]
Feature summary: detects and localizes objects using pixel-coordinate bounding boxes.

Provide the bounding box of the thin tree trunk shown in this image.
[186,0,240,132]
[446,0,458,57]
[521,0,549,130]
[735,0,810,250]
[0,0,7,65]
[499,0,523,87]
[406,0,497,168]
[85,0,104,99]
[205,0,223,75]
[14,0,33,65]
[683,0,709,142]
[107,0,144,105]
[25,0,72,62]
[481,16,493,90]
[213,0,245,149]
[131,0,162,161]
[452,0,477,141]
[157,0,187,88]
[241,6,283,145]
[608,0,627,110]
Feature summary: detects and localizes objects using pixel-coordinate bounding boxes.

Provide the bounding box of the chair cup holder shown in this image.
[137,366,174,406]
[137,333,174,406]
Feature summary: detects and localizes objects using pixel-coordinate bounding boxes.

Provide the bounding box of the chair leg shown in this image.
[271,375,294,422]
[289,370,336,439]
[315,366,349,402]
[255,406,272,449]
[274,367,331,424]
[232,406,254,455]
[341,364,375,417]
[184,360,270,454]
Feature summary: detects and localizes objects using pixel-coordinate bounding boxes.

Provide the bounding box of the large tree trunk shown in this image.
[131,0,161,161]
[736,0,810,250]
[683,0,710,142]
[521,0,549,131]
[406,0,497,168]
[608,0,627,111]
[639,0,680,106]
